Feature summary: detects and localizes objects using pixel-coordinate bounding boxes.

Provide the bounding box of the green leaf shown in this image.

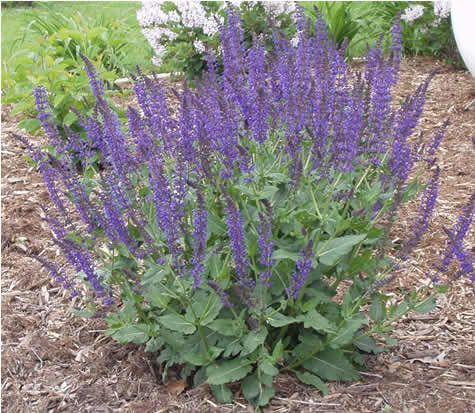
[266,311,297,327]
[259,360,278,376]
[184,346,223,366]
[211,384,233,403]
[316,234,366,266]
[256,384,275,406]
[207,358,253,385]
[413,296,437,314]
[183,352,209,366]
[272,340,284,361]
[304,349,359,381]
[369,296,386,322]
[329,317,367,349]
[257,185,279,200]
[297,310,336,333]
[208,213,226,236]
[187,291,223,326]
[293,333,324,360]
[241,373,259,399]
[272,249,301,262]
[353,335,384,354]
[63,111,78,126]
[242,328,267,355]
[208,319,241,337]
[295,371,329,395]
[200,293,223,325]
[146,283,172,308]
[158,313,196,334]
[18,118,42,133]
[109,324,149,344]
[71,306,96,318]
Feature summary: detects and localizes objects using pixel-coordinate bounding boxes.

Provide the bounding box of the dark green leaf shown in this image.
[18,118,42,133]
[146,283,172,308]
[329,317,367,349]
[297,310,336,334]
[241,373,259,399]
[109,324,149,344]
[193,291,223,326]
[413,296,437,314]
[295,371,329,395]
[266,311,297,327]
[242,328,267,355]
[293,333,323,360]
[207,358,253,385]
[353,335,384,354]
[272,340,284,361]
[208,319,242,336]
[259,360,278,376]
[63,111,78,126]
[272,249,301,262]
[304,349,359,381]
[316,234,366,266]
[256,384,275,407]
[158,313,196,334]
[369,296,386,322]
[211,384,233,403]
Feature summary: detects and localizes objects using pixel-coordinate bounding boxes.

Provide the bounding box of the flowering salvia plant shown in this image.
[30,7,473,406]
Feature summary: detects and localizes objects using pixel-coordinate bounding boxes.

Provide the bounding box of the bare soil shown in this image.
[2,57,475,412]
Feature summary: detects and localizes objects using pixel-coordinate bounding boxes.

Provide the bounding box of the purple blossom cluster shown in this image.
[439,193,475,280]
[286,241,314,300]
[30,7,466,306]
[401,168,440,260]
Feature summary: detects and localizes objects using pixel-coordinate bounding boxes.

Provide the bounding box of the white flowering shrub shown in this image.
[400,1,461,65]
[137,1,296,78]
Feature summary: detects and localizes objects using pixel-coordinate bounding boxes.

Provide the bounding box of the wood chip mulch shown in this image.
[2,56,475,412]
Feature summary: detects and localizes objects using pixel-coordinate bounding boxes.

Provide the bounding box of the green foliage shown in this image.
[347,1,463,66]
[2,2,151,134]
[94,145,439,406]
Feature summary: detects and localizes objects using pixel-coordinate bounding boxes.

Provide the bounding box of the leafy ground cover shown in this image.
[2,56,474,412]
[1,1,151,72]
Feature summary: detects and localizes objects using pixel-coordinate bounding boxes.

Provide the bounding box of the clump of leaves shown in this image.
[2,5,135,135]
[28,7,469,408]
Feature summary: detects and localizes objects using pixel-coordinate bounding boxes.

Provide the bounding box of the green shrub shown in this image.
[2,5,134,134]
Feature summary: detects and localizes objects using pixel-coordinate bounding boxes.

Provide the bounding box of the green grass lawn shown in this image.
[1,1,154,72]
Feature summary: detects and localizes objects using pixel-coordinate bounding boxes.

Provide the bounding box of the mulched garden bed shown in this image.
[2,56,474,412]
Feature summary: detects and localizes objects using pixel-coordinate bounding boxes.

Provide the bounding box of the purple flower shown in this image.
[401,168,440,259]
[246,38,270,143]
[32,254,79,298]
[286,241,314,300]
[191,191,208,288]
[389,73,434,184]
[425,120,448,167]
[439,193,475,273]
[258,210,274,287]
[208,280,233,308]
[224,194,252,288]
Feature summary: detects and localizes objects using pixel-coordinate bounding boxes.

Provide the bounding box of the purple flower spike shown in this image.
[224,194,253,288]
[439,193,475,273]
[286,241,314,300]
[401,168,440,259]
[191,191,208,288]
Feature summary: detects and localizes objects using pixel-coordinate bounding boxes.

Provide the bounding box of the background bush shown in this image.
[137,1,296,79]
[1,1,153,134]
[137,1,463,80]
